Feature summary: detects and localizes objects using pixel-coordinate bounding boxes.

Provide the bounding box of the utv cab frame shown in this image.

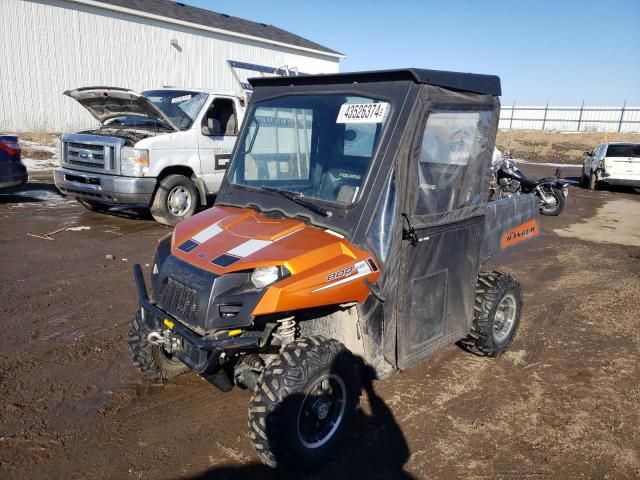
[130,68,540,468]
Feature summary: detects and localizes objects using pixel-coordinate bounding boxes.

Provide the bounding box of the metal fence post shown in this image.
[618,100,626,133]
[509,100,515,129]
[541,101,549,130]
[577,100,584,132]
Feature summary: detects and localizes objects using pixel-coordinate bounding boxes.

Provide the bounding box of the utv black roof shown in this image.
[250,68,501,96]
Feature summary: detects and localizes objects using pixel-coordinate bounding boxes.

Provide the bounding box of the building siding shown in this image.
[0,0,340,132]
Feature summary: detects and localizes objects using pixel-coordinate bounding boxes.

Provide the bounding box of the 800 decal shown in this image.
[327,266,354,281]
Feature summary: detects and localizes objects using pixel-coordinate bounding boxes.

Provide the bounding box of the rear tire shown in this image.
[128,312,189,381]
[581,172,589,187]
[539,186,566,216]
[459,271,523,357]
[150,174,199,226]
[76,198,106,212]
[248,336,361,468]
[588,171,598,190]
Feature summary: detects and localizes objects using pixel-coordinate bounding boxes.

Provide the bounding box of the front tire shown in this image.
[150,174,199,226]
[459,271,523,357]
[248,336,361,468]
[539,186,566,216]
[128,312,189,381]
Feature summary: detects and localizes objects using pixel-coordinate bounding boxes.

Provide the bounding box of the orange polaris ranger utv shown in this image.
[129,69,540,467]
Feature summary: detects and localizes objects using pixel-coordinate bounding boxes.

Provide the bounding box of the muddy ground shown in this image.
[0,165,639,480]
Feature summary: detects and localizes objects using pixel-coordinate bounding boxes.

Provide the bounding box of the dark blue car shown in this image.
[0,135,27,190]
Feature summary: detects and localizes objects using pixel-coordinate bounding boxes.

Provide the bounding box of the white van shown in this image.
[583,142,640,192]
[54,87,245,225]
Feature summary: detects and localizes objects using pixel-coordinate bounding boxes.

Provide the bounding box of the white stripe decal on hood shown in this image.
[228,239,272,257]
[192,223,223,243]
[225,227,304,258]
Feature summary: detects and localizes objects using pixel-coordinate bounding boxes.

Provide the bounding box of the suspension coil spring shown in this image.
[274,316,296,346]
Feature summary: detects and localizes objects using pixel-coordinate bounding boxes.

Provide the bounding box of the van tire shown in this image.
[128,312,189,381]
[459,271,523,357]
[248,336,361,468]
[150,174,199,226]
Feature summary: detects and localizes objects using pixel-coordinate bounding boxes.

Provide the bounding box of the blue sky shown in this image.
[187,0,640,105]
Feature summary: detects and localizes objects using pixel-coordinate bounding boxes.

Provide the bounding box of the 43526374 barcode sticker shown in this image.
[336,102,389,124]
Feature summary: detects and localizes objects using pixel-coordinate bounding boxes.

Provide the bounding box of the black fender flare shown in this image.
[191,175,208,206]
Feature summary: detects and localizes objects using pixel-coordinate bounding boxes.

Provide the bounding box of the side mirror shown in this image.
[585,150,593,156]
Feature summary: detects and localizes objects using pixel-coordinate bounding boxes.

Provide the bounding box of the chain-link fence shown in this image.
[499,102,640,133]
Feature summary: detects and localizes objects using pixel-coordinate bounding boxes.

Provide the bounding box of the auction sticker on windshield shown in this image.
[171,94,192,104]
[337,102,389,124]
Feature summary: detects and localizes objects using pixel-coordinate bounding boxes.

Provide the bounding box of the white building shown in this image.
[0,0,343,132]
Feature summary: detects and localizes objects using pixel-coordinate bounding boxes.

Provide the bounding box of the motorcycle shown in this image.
[491,150,569,216]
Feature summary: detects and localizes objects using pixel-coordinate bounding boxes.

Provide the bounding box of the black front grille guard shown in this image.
[133,264,264,352]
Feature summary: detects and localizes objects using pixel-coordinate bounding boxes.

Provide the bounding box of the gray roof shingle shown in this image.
[90,0,342,56]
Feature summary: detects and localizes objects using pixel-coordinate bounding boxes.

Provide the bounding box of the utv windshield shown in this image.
[141,90,209,130]
[228,94,390,205]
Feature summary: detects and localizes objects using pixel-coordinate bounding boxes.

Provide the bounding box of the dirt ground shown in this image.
[496,130,640,164]
[0,165,639,480]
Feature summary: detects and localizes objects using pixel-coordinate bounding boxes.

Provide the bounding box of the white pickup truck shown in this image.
[54,87,245,225]
[583,142,640,193]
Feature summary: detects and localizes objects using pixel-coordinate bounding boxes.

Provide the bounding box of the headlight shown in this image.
[251,265,290,289]
[121,148,149,176]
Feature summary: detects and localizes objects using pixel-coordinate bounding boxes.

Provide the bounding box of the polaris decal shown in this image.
[501,220,539,248]
[312,258,375,293]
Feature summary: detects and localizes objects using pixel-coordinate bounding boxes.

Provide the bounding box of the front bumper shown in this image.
[54,167,156,204]
[133,264,264,373]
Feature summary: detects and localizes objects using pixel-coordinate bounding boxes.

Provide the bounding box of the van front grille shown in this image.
[64,142,111,171]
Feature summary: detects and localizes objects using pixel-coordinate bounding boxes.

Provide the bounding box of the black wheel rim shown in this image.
[296,373,346,449]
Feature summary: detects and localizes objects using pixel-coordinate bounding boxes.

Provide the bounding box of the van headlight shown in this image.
[121,148,149,176]
[250,266,290,289]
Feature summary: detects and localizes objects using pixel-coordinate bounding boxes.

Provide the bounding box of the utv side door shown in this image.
[198,97,239,194]
[397,109,495,370]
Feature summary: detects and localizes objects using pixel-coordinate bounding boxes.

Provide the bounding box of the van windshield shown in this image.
[142,90,209,130]
[228,94,390,205]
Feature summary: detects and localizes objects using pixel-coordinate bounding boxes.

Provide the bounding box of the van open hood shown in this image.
[64,87,179,131]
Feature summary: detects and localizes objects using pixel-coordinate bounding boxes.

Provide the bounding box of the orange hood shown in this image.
[171,206,380,314]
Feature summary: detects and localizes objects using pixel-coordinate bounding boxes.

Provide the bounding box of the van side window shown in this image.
[203,98,238,136]
[416,111,492,215]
